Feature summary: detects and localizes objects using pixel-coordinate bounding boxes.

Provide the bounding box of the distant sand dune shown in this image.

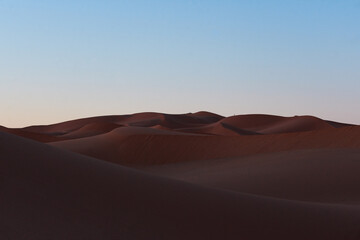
[50,125,360,165]
[219,114,336,134]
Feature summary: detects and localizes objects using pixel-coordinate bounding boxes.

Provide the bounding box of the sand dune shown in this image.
[1,111,360,239]
[17,113,348,142]
[219,114,335,134]
[2,132,360,239]
[23,115,126,136]
[187,110,224,122]
[176,121,260,136]
[20,112,220,139]
[50,125,360,165]
[120,112,222,129]
[143,148,360,203]
[60,122,122,139]
[0,125,59,142]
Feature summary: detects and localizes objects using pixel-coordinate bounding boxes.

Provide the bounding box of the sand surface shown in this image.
[1,112,360,239]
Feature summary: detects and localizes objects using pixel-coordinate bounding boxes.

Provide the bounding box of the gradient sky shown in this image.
[1,0,359,127]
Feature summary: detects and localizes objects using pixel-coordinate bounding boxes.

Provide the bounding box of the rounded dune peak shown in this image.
[0,125,60,142]
[259,115,334,134]
[220,114,337,134]
[190,111,224,118]
[189,111,225,123]
[60,122,123,139]
[23,115,127,136]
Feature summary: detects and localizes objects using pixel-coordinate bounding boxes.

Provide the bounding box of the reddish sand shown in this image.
[60,122,122,139]
[50,125,360,165]
[0,125,59,142]
[1,112,360,239]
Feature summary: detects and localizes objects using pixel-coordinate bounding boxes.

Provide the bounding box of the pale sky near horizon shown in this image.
[1,0,359,127]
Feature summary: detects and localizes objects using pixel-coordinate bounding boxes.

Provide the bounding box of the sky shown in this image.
[1,0,359,127]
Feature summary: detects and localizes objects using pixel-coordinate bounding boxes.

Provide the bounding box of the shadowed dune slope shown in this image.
[143,148,360,204]
[0,126,59,142]
[23,115,127,136]
[60,122,122,139]
[176,122,260,136]
[120,112,223,129]
[219,115,335,134]
[50,126,360,166]
[326,120,354,128]
[2,132,360,240]
[187,111,224,123]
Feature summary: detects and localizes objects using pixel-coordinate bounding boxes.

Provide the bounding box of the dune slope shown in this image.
[1,132,360,239]
[50,126,360,165]
[143,148,360,203]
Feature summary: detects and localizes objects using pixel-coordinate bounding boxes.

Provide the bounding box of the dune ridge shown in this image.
[7,112,349,142]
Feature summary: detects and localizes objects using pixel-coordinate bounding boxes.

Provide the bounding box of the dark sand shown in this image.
[1,112,360,239]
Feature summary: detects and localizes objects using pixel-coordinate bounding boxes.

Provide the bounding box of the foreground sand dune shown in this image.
[2,132,360,239]
[144,148,360,203]
[1,112,360,239]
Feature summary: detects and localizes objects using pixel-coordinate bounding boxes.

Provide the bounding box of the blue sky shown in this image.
[1,0,359,127]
